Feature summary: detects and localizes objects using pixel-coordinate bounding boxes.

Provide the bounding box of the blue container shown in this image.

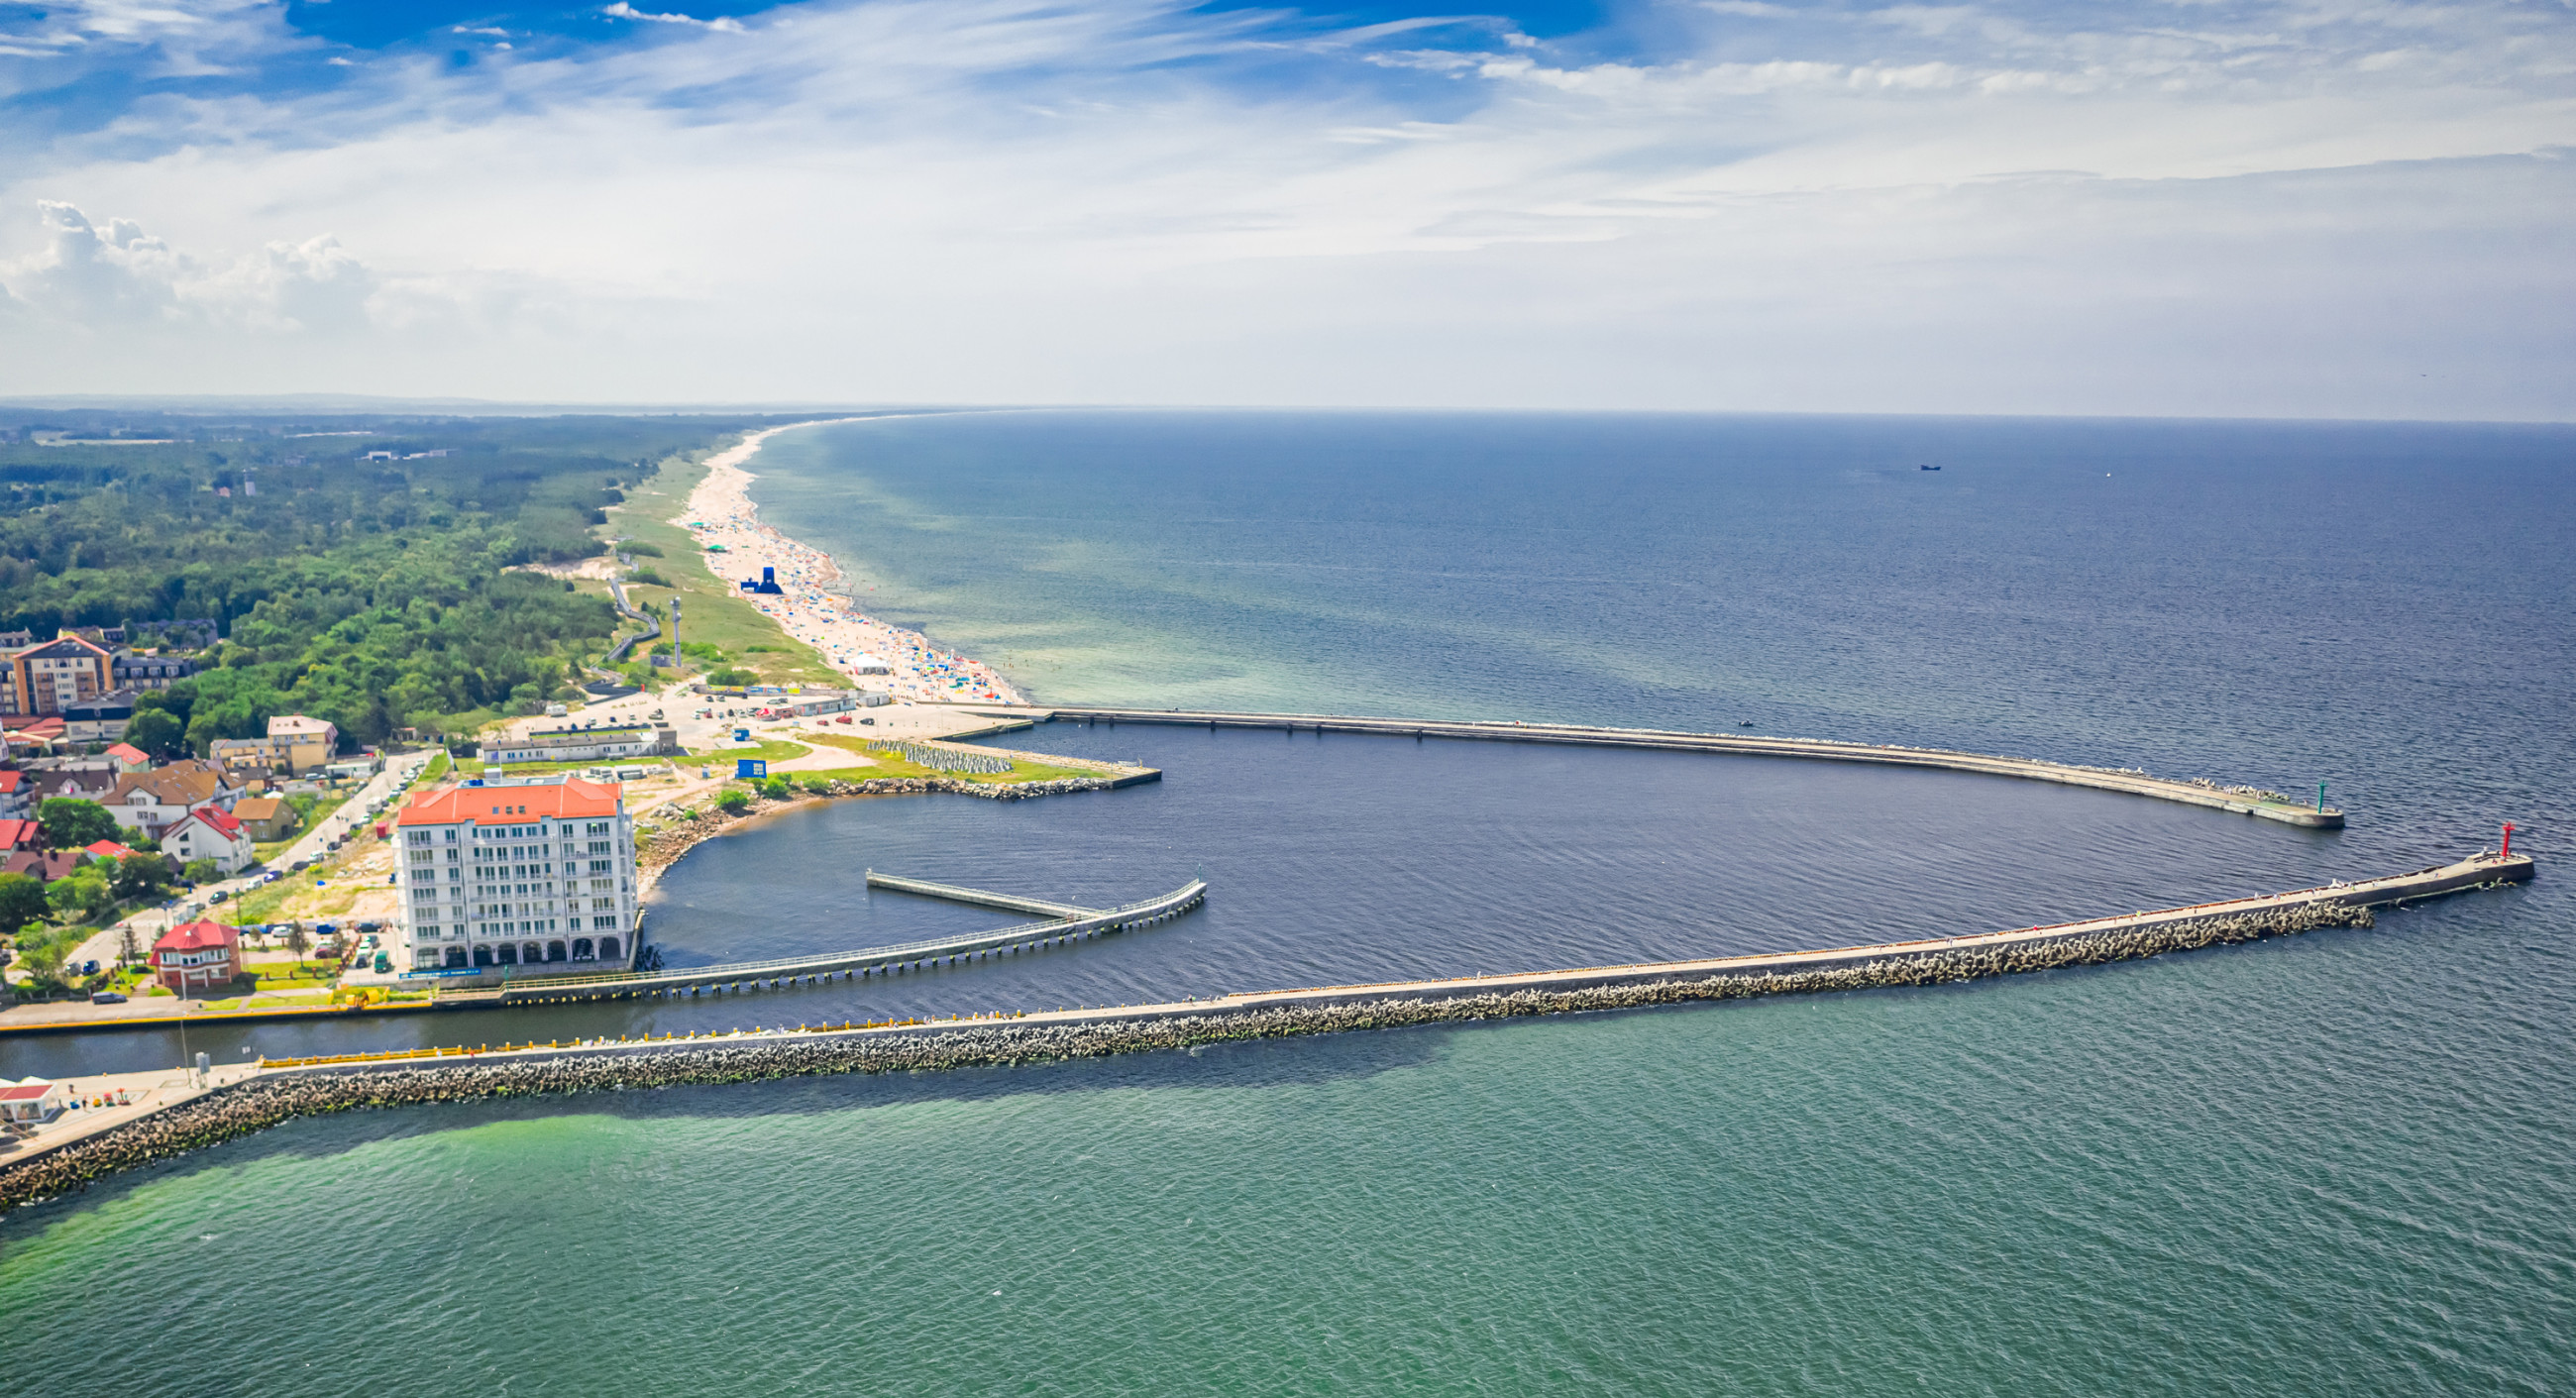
[736,758,768,780]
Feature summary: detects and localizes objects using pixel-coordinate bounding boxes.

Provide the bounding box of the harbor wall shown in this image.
[0,854,2528,1215]
[1014,705,2347,828]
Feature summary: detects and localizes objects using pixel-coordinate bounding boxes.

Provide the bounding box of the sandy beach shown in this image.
[676,424,1025,704]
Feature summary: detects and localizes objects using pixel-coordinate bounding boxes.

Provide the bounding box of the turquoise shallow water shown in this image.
[4,411,2572,1395]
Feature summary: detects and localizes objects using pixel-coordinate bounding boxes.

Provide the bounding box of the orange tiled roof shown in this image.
[396,779,622,826]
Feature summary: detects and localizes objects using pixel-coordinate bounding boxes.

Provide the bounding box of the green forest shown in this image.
[0,411,787,749]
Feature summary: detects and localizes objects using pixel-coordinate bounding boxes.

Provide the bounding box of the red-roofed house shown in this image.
[153,919,240,993]
[103,742,151,772]
[0,1079,67,1124]
[0,770,25,819]
[0,817,37,853]
[84,838,144,862]
[391,777,637,975]
[164,804,254,874]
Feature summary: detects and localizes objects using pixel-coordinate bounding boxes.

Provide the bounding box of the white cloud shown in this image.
[1,200,388,333]
[0,0,2569,416]
[601,3,749,34]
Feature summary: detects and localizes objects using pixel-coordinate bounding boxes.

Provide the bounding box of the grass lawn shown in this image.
[798,732,1094,785]
[603,449,845,688]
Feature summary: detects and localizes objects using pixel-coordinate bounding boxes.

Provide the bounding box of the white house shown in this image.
[164,804,256,874]
[104,762,242,837]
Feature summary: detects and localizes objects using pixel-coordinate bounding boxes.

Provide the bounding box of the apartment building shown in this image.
[391,776,640,975]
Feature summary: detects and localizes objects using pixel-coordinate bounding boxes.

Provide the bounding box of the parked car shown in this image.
[90,991,126,1005]
[209,890,230,904]
[80,959,100,975]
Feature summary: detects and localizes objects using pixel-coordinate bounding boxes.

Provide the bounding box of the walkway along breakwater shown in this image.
[1005,705,2348,827]
[462,878,1210,1006]
[0,851,2528,1215]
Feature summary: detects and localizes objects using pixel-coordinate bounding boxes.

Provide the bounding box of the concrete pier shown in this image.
[862,872,1094,919]
[1003,705,2349,828]
[473,878,1209,1004]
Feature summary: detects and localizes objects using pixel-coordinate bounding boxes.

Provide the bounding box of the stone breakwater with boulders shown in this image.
[0,899,2370,1216]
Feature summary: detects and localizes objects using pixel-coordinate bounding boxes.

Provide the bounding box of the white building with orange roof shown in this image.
[391,776,640,976]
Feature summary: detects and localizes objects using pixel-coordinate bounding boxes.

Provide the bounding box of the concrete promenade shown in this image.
[1001,705,2348,828]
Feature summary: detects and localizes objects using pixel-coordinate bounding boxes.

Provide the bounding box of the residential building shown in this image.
[60,690,137,742]
[103,762,239,836]
[82,838,144,862]
[0,1079,67,1124]
[2,849,88,883]
[391,776,640,975]
[112,650,196,691]
[152,919,241,994]
[0,818,36,852]
[0,634,114,718]
[208,714,339,777]
[230,795,298,842]
[26,765,116,804]
[164,805,254,874]
[0,770,22,818]
[103,742,151,772]
[482,723,676,766]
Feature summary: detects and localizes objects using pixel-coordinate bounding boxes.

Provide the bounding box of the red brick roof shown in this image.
[397,778,622,826]
[0,772,21,794]
[84,839,142,860]
[0,818,36,850]
[177,804,246,838]
[105,742,149,764]
[155,919,239,953]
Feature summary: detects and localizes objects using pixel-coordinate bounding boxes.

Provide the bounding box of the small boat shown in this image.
[1919,464,1940,471]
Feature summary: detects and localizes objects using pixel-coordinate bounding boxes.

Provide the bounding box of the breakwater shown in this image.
[0,852,2528,1216]
[1011,705,2348,827]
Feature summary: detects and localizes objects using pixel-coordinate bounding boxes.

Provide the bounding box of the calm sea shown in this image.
[4,411,2570,1396]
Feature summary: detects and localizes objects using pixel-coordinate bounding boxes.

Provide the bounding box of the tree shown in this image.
[284,923,311,970]
[111,852,170,901]
[46,865,110,918]
[117,920,142,968]
[37,798,119,850]
[712,789,751,814]
[14,935,68,986]
[123,706,185,759]
[0,873,46,936]
[182,857,219,884]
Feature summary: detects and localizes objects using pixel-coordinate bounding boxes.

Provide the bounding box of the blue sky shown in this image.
[1,0,2570,416]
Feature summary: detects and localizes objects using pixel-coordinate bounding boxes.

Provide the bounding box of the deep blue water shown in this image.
[5,411,2571,1396]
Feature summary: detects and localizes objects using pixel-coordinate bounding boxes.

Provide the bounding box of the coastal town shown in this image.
[0,421,1099,1158]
